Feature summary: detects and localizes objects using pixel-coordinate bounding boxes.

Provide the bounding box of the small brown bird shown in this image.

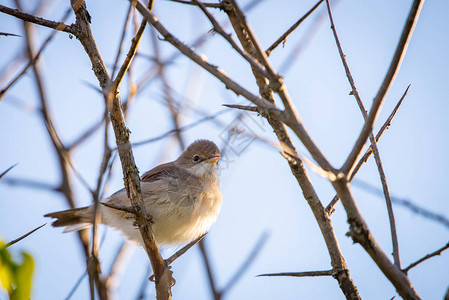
[45,140,222,246]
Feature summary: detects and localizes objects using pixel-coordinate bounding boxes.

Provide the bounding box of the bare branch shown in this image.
[223,3,360,298]
[112,0,154,93]
[70,0,171,297]
[0,4,77,35]
[222,104,259,113]
[192,0,271,79]
[5,223,46,248]
[111,4,133,79]
[132,0,280,112]
[165,0,222,9]
[198,239,221,300]
[0,163,18,179]
[341,0,424,175]
[225,0,336,174]
[332,178,420,299]
[325,0,400,268]
[222,232,268,295]
[265,0,323,56]
[65,272,88,300]
[326,85,410,214]
[403,242,449,274]
[164,233,206,266]
[3,177,59,192]
[0,32,20,37]
[258,270,333,278]
[352,179,449,229]
[0,8,72,102]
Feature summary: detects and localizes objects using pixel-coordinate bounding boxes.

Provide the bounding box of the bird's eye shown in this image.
[192,155,200,162]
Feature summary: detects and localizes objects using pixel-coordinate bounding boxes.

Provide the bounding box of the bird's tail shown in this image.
[44,207,93,233]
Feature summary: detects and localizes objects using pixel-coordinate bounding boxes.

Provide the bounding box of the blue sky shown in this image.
[1,0,448,299]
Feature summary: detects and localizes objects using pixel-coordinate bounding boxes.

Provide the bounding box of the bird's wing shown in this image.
[141,162,181,182]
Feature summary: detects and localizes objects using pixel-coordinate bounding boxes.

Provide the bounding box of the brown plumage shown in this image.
[44,207,90,228]
[45,139,222,246]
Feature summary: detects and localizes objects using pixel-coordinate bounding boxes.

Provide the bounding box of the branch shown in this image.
[131,0,280,112]
[341,0,424,175]
[222,232,268,295]
[5,223,46,248]
[258,270,333,278]
[164,234,206,266]
[0,164,17,179]
[332,178,420,299]
[0,4,77,35]
[111,0,154,94]
[352,179,449,229]
[325,0,400,268]
[265,0,323,56]
[70,1,172,298]
[222,3,360,299]
[198,239,221,300]
[111,4,133,79]
[192,0,271,79]
[326,85,410,214]
[0,8,72,102]
[225,0,336,174]
[165,0,222,9]
[403,242,449,274]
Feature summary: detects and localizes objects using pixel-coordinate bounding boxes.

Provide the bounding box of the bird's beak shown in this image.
[209,155,221,164]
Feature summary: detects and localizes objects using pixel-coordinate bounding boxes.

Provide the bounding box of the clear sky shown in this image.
[1,0,448,299]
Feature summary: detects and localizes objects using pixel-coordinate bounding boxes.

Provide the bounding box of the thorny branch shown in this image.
[4,224,46,248]
[324,0,400,268]
[403,242,449,274]
[326,86,410,214]
[265,0,324,56]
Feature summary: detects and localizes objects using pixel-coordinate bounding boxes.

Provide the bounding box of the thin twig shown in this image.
[165,233,207,266]
[403,242,449,273]
[134,0,264,97]
[165,0,222,9]
[111,4,133,79]
[150,27,186,150]
[129,109,229,149]
[193,0,270,79]
[326,85,410,214]
[258,270,333,277]
[65,272,87,300]
[101,202,142,215]
[0,163,18,179]
[132,0,280,111]
[106,241,132,291]
[222,104,259,112]
[3,177,60,192]
[67,116,107,150]
[325,0,400,268]
[0,8,72,102]
[279,0,341,74]
[198,239,221,300]
[71,0,172,297]
[341,0,424,175]
[226,0,336,174]
[223,2,360,298]
[5,223,46,248]
[0,4,77,35]
[222,231,269,294]
[265,0,324,56]
[352,179,449,229]
[112,0,154,93]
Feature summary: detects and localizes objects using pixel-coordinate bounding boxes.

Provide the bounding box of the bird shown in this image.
[45,139,222,247]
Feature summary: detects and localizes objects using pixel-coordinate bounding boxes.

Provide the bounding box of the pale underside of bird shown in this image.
[45,140,222,247]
